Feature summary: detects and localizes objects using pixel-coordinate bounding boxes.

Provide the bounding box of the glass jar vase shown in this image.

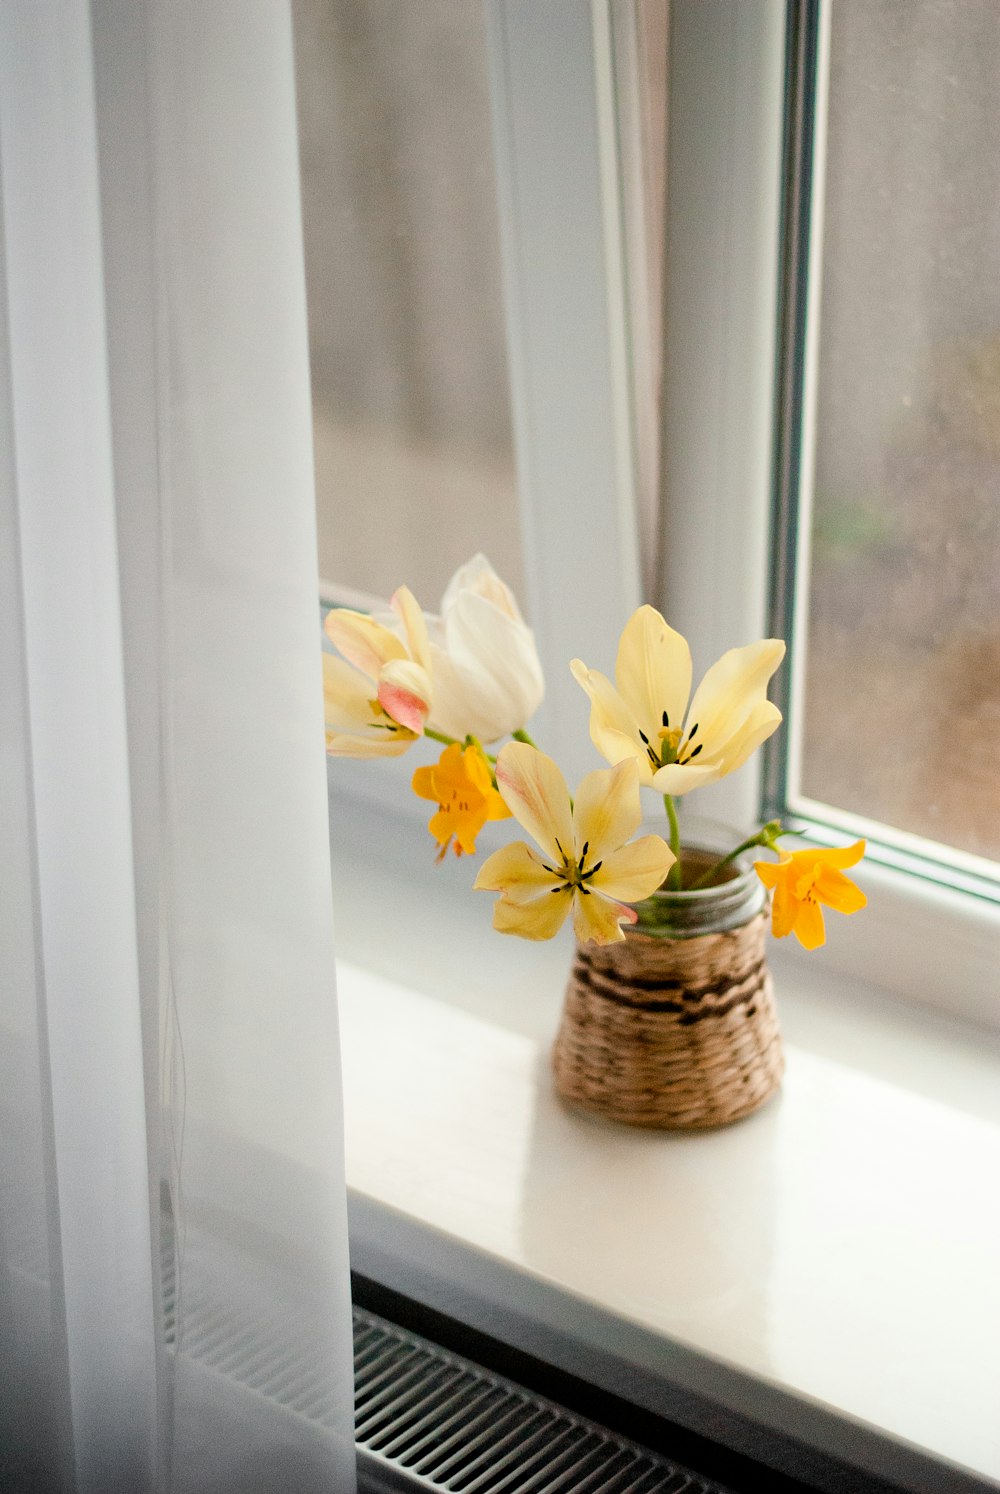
[551,841,784,1129]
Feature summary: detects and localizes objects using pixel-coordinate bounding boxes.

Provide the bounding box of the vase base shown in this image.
[552,917,784,1131]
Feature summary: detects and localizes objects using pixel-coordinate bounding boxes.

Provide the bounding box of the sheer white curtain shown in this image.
[0,2,357,1490]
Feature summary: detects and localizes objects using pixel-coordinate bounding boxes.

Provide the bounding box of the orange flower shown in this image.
[412,743,510,861]
[754,840,867,950]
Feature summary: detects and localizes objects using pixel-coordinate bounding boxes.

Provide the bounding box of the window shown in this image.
[293,0,524,609]
[769,0,1000,901]
[309,0,1000,1025]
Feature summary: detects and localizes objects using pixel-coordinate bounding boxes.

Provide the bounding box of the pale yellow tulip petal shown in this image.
[494,744,574,863]
[684,639,785,757]
[814,865,867,914]
[322,653,376,729]
[569,661,653,782]
[650,760,724,796]
[325,729,414,759]
[572,759,642,863]
[792,897,826,950]
[571,889,634,945]
[588,835,674,903]
[614,606,692,744]
[474,840,561,901]
[390,585,431,672]
[493,888,573,940]
[713,700,783,775]
[323,608,408,678]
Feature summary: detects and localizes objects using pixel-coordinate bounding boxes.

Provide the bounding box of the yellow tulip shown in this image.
[412,743,511,861]
[474,744,675,945]
[571,605,785,795]
[754,840,867,950]
[323,586,432,757]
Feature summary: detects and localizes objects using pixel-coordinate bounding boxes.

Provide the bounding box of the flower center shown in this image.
[794,867,820,902]
[543,838,603,896]
[638,711,704,768]
[367,697,406,734]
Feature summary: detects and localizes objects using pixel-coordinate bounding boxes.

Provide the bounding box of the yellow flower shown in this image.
[323,586,432,757]
[754,840,867,950]
[412,743,511,861]
[474,744,675,945]
[571,605,785,796]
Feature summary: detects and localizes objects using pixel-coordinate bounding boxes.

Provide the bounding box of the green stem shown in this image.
[424,727,459,748]
[663,794,682,890]
[512,728,537,747]
[689,820,784,890]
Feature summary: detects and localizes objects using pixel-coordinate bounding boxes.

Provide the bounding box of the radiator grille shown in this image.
[354,1307,734,1494]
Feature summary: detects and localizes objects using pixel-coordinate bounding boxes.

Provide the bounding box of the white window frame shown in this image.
[323,0,1000,1030]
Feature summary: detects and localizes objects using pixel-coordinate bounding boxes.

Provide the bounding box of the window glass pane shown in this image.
[293,0,523,605]
[798,0,1000,866]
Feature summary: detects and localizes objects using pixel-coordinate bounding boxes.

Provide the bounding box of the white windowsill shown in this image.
[330,786,1000,1494]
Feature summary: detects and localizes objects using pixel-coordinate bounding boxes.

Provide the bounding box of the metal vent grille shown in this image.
[354,1307,734,1494]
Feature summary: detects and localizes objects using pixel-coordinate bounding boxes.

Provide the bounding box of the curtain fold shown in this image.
[0,3,357,1490]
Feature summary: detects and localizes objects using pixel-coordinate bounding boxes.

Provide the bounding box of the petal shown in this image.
[814,866,867,915]
[569,660,653,783]
[485,787,513,822]
[390,585,431,672]
[378,658,431,733]
[651,760,725,796]
[753,857,783,889]
[793,897,826,950]
[711,700,783,775]
[492,888,573,941]
[614,606,692,744]
[571,889,634,945]
[322,654,378,730]
[572,758,643,863]
[588,835,674,902]
[442,552,524,623]
[494,744,575,864]
[684,639,785,758]
[770,874,797,938]
[325,729,414,759]
[323,608,408,679]
[443,590,545,741]
[809,838,867,871]
[474,840,561,901]
[424,642,473,742]
[411,764,439,803]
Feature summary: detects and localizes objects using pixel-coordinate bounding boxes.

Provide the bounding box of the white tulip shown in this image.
[424,555,545,744]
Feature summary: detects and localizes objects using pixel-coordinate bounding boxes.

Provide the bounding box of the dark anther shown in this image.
[581,841,589,857]
[689,722,698,738]
[580,859,603,881]
[638,729,649,745]
[662,710,670,727]
[689,743,703,759]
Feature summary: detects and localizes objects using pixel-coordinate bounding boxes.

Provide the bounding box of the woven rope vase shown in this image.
[552,847,784,1130]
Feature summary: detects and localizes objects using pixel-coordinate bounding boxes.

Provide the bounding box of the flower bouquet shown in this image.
[324,555,866,1128]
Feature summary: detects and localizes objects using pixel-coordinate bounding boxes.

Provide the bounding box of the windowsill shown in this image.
[330,787,1000,1494]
